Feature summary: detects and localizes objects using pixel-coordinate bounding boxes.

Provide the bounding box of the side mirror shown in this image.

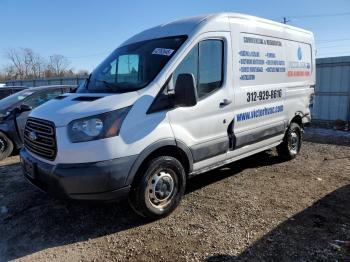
[19,104,32,112]
[174,73,197,107]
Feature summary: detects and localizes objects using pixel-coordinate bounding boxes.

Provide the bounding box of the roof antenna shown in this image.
[282,17,290,24]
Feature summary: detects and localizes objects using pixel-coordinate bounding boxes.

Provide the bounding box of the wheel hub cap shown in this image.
[289,131,299,154]
[148,171,175,207]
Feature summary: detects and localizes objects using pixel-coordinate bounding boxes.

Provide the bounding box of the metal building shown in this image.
[312,56,350,123]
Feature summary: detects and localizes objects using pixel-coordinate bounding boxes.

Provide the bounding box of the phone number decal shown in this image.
[247,89,282,102]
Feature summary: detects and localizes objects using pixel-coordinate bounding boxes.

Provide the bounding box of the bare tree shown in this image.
[5,48,25,79]
[23,48,45,78]
[2,47,87,80]
[48,54,70,76]
[4,48,46,79]
[0,70,7,82]
[3,65,17,79]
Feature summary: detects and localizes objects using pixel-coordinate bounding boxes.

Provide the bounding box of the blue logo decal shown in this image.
[297,47,302,60]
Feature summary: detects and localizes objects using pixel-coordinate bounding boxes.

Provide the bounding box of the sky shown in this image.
[1,0,350,72]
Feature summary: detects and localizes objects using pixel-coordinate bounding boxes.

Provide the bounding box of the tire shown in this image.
[0,131,14,161]
[277,122,302,160]
[129,156,186,219]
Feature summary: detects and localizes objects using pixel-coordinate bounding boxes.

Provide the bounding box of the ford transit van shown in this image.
[20,13,315,219]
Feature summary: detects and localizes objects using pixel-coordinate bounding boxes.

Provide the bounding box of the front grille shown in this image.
[24,118,57,161]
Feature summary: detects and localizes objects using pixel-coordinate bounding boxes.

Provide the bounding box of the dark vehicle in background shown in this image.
[0,86,28,99]
[0,85,76,160]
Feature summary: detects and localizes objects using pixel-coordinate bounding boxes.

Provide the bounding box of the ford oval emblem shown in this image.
[28,131,37,141]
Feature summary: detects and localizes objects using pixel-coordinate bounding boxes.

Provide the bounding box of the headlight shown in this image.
[68,106,131,143]
[71,118,104,137]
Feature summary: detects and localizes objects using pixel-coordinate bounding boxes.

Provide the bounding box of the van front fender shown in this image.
[125,138,193,186]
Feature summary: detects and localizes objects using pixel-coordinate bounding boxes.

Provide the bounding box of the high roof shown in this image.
[121,12,312,46]
[121,14,214,46]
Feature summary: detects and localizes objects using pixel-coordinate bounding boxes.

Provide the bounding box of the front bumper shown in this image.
[20,148,138,201]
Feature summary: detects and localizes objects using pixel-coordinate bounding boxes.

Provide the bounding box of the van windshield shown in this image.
[80,36,187,93]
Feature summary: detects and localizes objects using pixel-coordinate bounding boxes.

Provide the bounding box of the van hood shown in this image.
[30,92,139,127]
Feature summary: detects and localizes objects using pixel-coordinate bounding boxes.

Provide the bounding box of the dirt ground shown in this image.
[0,130,350,261]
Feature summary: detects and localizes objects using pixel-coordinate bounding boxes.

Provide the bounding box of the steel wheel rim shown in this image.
[289,131,299,155]
[147,169,176,209]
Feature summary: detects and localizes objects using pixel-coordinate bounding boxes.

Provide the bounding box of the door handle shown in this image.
[220,99,232,107]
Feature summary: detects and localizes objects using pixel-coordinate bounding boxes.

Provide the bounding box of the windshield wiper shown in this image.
[95,80,126,93]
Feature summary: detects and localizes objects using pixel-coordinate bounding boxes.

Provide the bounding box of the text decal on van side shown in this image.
[236,105,284,122]
[246,89,282,102]
[152,48,174,56]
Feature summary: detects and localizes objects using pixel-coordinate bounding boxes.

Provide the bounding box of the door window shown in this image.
[172,39,223,98]
[172,45,199,90]
[198,40,223,97]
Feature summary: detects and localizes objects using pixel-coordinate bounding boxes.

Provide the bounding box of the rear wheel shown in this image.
[129,156,186,219]
[277,122,302,160]
[0,132,14,161]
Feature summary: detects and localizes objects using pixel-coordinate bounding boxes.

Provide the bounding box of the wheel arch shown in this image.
[125,139,193,186]
[0,129,15,146]
[290,113,303,128]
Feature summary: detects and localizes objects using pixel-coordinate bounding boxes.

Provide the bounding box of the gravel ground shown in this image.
[0,132,350,261]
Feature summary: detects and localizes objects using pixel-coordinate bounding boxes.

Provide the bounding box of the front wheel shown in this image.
[277,122,302,160]
[129,156,186,219]
[0,131,14,161]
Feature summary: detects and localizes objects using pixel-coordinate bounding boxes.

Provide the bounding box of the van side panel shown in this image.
[283,28,315,125]
[228,17,314,156]
[229,19,287,151]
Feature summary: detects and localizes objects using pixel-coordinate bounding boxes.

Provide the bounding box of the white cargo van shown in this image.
[20,13,315,218]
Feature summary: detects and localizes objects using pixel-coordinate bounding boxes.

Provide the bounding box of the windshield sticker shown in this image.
[152,48,174,56]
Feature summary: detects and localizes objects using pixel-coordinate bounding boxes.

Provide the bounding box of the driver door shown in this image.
[168,32,234,170]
